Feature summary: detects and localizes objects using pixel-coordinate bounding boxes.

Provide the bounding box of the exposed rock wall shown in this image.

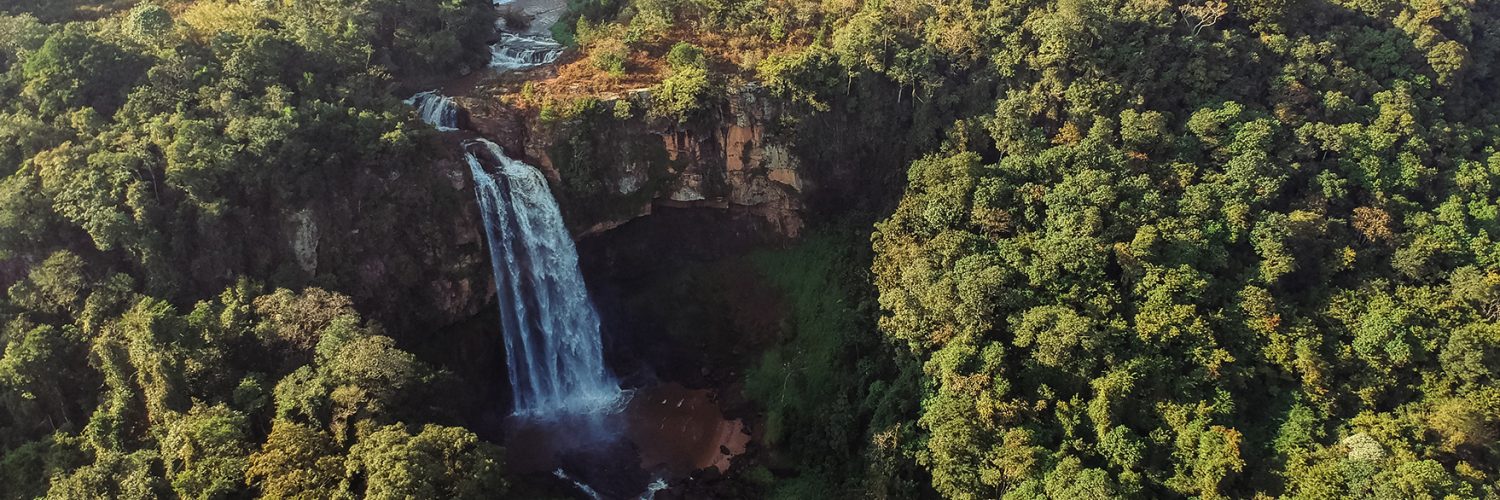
[657,85,803,238]
[462,85,805,240]
[285,151,494,335]
[287,208,319,274]
[370,85,811,332]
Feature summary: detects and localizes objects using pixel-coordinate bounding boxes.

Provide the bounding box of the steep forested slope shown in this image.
[856,1,1500,498]
[0,1,509,498]
[546,0,1500,497]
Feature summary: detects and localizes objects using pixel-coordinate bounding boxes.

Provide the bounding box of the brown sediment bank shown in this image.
[624,384,752,476]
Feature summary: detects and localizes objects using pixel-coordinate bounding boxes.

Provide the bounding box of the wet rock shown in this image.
[456,96,530,160]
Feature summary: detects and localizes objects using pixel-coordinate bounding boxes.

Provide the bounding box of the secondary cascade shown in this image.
[490,33,563,71]
[405,90,460,131]
[465,139,624,418]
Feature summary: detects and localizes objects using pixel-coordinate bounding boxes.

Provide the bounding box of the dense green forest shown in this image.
[3,0,1499,498]
[554,0,1500,497]
[0,0,507,498]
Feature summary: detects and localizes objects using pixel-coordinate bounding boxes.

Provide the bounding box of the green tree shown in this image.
[245,420,344,499]
[344,424,506,499]
[21,24,144,116]
[160,405,250,499]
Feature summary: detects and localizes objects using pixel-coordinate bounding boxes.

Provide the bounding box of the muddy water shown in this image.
[624,384,751,476]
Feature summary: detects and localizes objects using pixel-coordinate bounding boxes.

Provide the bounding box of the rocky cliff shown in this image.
[330,84,814,334]
[269,145,495,336]
[460,85,806,241]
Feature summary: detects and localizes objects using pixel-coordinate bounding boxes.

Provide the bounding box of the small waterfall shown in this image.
[490,33,563,71]
[465,139,623,418]
[405,90,459,131]
[553,469,605,500]
[639,478,669,500]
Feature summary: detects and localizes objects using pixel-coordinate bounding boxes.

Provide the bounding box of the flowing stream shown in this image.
[490,0,565,71]
[405,2,745,495]
[490,33,564,71]
[465,139,623,418]
[405,90,459,131]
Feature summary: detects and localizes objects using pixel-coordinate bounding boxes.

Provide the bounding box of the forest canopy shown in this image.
[2,0,1499,498]
[0,0,506,498]
[844,0,1500,497]
[551,0,1500,497]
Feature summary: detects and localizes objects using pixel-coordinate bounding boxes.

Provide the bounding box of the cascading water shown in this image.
[490,33,564,71]
[639,478,669,500]
[553,469,604,500]
[465,138,623,418]
[404,90,460,131]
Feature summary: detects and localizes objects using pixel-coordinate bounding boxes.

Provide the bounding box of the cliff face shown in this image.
[657,86,804,238]
[279,149,495,335]
[461,85,806,240]
[406,153,496,326]
[343,85,811,333]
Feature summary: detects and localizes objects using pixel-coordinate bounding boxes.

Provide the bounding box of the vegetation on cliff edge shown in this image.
[563,0,1500,497]
[0,0,506,497]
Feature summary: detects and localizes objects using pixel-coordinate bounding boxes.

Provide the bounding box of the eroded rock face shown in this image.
[288,208,319,275]
[319,154,495,335]
[465,85,806,241]
[654,86,804,238]
[457,96,528,157]
[410,155,496,326]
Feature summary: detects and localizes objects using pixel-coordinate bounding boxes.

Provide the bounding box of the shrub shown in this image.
[666,41,705,71]
[589,36,628,76]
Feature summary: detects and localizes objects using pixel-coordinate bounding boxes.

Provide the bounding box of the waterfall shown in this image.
[490,33,563,71]
[465,139,622,418]
[639,478,669,500]
[405,90,459,131]
[553,469,605,500]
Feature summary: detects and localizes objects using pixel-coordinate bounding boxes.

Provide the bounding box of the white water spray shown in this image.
[490,32,564,71]
[553,469,605,500]
[465,139,624,418]
[404,90,460,131]
[639,478,669,499]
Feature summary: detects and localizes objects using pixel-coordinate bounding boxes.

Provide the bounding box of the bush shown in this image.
[649,42,712,123]
[649,65,711,123]
[666,41,705,71]
[589,36,628,76]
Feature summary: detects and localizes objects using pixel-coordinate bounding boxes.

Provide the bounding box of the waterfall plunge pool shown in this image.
[463,139,753,498]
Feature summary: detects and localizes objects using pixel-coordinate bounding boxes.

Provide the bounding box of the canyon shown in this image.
[386,1,822,497]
